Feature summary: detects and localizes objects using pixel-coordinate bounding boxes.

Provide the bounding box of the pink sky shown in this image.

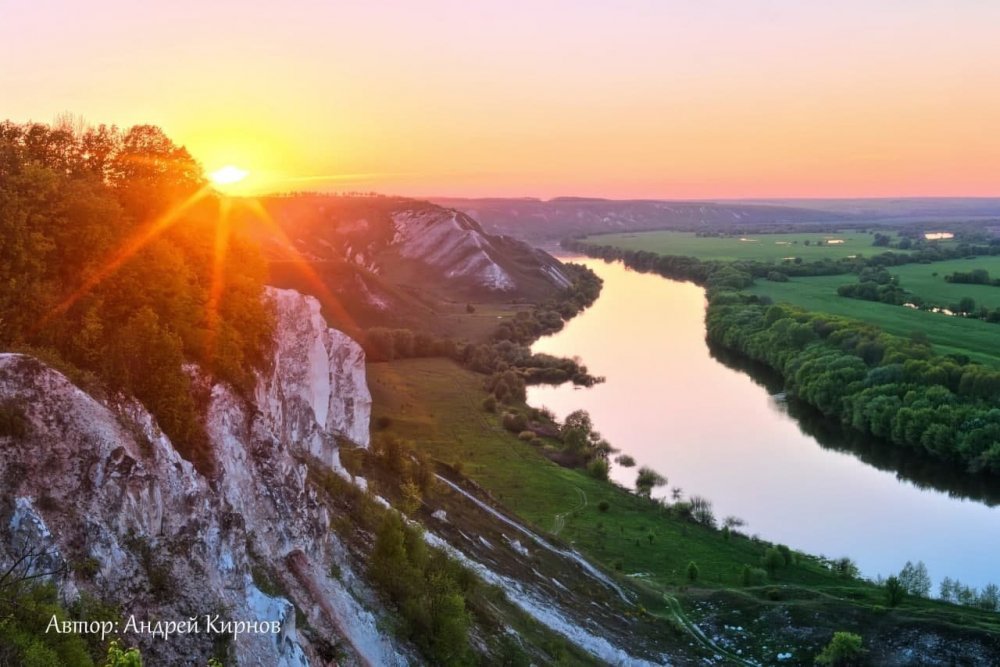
[3,0,999,198]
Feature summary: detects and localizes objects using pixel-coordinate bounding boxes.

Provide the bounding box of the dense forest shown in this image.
[0,121,273,474]
[706,296,1000,473]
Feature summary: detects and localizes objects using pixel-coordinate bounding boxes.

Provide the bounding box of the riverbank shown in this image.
[368,356,1000,663]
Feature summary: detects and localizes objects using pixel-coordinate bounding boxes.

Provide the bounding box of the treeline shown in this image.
[706,296,1000,474]
[945,269,1000,286]
[837,268,907,305]
[363,263,604,396]
[0,120,273,474]
[563,236,1000,286]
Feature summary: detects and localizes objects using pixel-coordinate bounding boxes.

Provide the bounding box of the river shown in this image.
[528,257,1000,590]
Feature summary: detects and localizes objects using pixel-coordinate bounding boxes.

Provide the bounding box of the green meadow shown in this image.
[582,230,904,262]
[749,257,1000,366]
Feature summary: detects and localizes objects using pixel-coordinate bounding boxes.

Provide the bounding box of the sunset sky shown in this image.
[3,0,999,198]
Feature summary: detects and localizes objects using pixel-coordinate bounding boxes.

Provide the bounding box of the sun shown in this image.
[209,165,249,187]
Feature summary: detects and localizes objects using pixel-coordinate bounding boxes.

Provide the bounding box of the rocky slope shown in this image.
[0,287,401,666]
[0,285,679,666]
[240,195,571,306]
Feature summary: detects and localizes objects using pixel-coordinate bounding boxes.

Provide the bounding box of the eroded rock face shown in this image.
[0,289,400,666]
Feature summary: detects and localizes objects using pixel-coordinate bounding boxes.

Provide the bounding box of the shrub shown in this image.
[517,430,535,441]
[586,458,610,481]
[742,565,768,586]
[762,548,785,577]
[481,396,497,413]
[501,412,528,433]
[374,415,393,430]
[885,575,904,607]
[814,631,865,666]
[597,500,610,513]
[686,561,699,582]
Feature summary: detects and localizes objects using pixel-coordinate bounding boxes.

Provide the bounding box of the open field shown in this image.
[583,230,908,262]
[366,357,1000,644]
[749,258,1000,366]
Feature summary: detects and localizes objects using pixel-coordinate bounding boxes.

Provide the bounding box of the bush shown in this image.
[597,500,610,513]
[762,548,785,577]
[742,565,768,586]
[885,575,904,607]
[517,430,535,441]
[586,458,609,481]
[686,561,699,582]
[814,631,865,666]
[481,396,497,413]
[501,412,528,433]
[374,415,393,431]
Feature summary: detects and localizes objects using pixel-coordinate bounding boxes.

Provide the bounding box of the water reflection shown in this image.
[528,258,1000,588]
[708,343,1000,507]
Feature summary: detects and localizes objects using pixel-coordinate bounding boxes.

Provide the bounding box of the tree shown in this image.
[635,466,666,498]
[939,576,956,602]
[814,632,865,666]
[688,495,716,528]
[762,548,785,577]
[897,560,931,597]
[686,561,699,582]
[103,640,143,666]
[885,575,904,607]
[977,583,1000,611]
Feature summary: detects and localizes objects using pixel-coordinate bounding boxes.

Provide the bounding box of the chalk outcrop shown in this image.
[0,288,402,666]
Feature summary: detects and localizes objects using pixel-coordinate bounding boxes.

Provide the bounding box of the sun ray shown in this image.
[203,196,233,367]
[240,198,363,338]
[36,184,212,331]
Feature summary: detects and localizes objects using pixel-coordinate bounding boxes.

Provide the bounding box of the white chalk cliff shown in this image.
[0,287,405,666]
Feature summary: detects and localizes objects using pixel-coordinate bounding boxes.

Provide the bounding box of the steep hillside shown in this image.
[432,197,849,242]
[0,287,684,666]
[236,196,572,334]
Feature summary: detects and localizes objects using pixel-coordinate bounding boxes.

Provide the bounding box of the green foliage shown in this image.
[762,548,786,577]
[705,296,1000,474]
[814,631,865,666]
[635,466,666,498]
[0,582,94,667]
[101,640,142,667]
[686,561,699,582]
[614,453,636,467]
[742,565,768,586]
[481,395,497,413]
[884,576,905,607]
[597,500,610,513]
[586,457,609,481]
[502,412,528,433]
[0,121,273,474]
[369,512,472,665]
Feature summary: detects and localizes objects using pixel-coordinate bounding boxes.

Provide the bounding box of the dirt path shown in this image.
[553,486,587,535]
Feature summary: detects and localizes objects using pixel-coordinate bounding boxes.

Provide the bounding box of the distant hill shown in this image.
[431,197,1000,242]
[431,197,848,241]
[234,194,573,335]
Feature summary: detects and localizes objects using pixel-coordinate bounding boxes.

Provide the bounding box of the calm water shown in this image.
[528,258,1000,589]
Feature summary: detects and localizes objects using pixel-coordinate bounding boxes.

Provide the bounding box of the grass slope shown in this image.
[366,357,1000,653]
[749,263,1000,366]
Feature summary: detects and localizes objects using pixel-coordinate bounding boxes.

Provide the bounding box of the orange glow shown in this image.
[37,185,212,331]
[209,165,248,187]
[6,2,1000,198]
